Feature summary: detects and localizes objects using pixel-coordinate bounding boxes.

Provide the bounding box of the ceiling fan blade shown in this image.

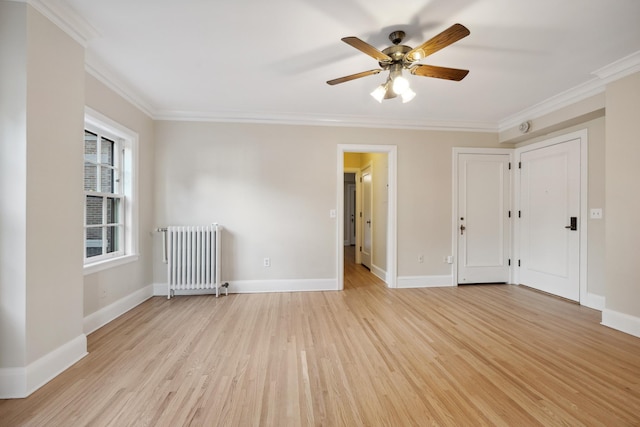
[410,64,469,81]
[326,69,382,85]
[341,37,392,63]
[405,23,470,62]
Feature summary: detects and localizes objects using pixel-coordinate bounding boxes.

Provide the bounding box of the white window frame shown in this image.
[84,107,139,275]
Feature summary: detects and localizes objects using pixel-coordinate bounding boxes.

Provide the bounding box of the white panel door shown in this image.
[519,139,580,301]
[361,167,372,269]
[458,154,510,284]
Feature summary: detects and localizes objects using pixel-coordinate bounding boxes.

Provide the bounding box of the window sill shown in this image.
[84,254,139,275]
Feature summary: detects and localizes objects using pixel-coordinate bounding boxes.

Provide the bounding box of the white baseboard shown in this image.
[584,293,605,311]
[0,334,87,399]
[397,275,454,288]
[370,264,387,283]
[153,278,338,295]
[84,285,153,335]
[601,308,640,339]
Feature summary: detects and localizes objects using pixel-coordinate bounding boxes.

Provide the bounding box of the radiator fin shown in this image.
[166,224,222,298]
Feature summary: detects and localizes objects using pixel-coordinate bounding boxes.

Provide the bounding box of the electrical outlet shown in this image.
[264,257,270,267]
[418,255,424,263]
[590,208,603,219]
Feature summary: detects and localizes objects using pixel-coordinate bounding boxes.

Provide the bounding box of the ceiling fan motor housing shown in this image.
[389,30,406,45]
[380,44,412,69]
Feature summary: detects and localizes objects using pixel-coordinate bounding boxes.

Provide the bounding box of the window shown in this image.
[84,129,123,260]
[84,108,138,273]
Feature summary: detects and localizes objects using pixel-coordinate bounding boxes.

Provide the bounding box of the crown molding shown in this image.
[85,60,156,119]
[26,0,99,47]
[499,50,640,132]
[153,109,497,132]
[592,50,640,83]
[498,78,605,132]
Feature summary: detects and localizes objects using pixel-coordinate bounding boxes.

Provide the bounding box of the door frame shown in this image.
[514,129,588,303]
[337,145,397,290]
[452,147,515,286]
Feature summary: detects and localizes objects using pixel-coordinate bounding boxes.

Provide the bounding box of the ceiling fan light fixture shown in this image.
[388,63,410,95]
[401,88,416,103]
[370,84,386,103]
[392,75,410,95]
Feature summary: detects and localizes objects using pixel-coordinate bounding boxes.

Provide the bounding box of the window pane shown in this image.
[86,196,103,225]
[106,197,120,224]
[86,227,103,258]
[84,131,97,163]
[84,162,97,191]
[100,137,114,165]
[100,166,114,193]
[106,226,119,254]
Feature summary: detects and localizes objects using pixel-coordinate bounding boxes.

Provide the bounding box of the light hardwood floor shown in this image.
[2,247,640,426]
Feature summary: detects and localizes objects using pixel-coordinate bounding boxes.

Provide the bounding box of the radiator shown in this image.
[162,224,228,299]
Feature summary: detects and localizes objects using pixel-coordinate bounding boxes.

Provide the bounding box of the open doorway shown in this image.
[337,145,397,290]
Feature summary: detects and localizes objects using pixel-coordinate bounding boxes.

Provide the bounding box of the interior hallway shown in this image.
[343,245,386,290]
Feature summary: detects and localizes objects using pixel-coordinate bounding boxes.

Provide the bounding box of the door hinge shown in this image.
[508,259,511,266]
[508,162,511,170]
[518,210,521,218]
[518,259,521,267]
[359,212,362,218]
[519,161,522,169]
[359,246,362,252]
[508,210,511,218]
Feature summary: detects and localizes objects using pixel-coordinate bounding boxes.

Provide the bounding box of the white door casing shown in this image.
[518,138,581,301]
[456,152,511,284]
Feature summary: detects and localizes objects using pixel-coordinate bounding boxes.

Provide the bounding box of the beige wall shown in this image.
[604,71,640,319]
[0,2,86,396]
[154,121,500,287]
[154,121,338,284]
[83,74,155,316]
[25,4,86,364]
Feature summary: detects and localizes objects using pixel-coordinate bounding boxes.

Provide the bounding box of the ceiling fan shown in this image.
[327,24,470,103]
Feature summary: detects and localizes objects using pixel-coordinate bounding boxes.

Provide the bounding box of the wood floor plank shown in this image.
[1,247,640,425]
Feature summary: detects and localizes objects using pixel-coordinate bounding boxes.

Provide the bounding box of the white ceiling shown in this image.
[45,0,640,130]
